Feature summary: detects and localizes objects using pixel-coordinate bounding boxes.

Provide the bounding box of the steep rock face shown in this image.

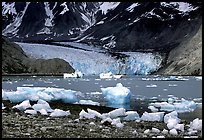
[155,24,202,75]
[25,58,75,74]
[2,37,75,74]
[2,36,29,73]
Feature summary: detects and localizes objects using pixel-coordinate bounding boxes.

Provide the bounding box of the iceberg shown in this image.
[149,98,197,113]
[3,87,78,104]
[140,111,165,122]
[24,109,37,115]
[12,100,31,111]
[101,83,131,105]
[32,99,53,113]
[50,109,71,117]
[108,108,126,119]
[123,111,140,121]
[63,70,83,78]
[99,72,113,79]
[189,118,202,131]
[78,100,100,106]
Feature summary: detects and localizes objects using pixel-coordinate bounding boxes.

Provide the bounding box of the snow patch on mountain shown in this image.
[99,2,120,15]
[161,2,198,13]
[2,2,30,36]
[125,3,140,12]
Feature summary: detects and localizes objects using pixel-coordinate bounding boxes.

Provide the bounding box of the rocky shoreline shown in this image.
[2,100,202,138]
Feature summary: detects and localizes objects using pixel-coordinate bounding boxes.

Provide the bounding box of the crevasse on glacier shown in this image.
[16,42,163,75]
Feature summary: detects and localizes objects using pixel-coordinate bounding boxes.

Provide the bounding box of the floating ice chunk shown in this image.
[87,108,102,118]
[64,70,83,78]
[123,111,140,121]
[157,136,165,138]
[12,100,31,110]
[140,112,165,122]
[149,98,197,113]
[79,109,95,119]
[99,72,113,79]
[173,98,197,113]
[167,98,174,104]
[195,76,202,81]
[79,100,100,106]
[151,127,160,133]
[5,90,29,103]
[38,108,48,115]
[50,109,70,117]
[169,129,178,135]
[146,84,157,88]
[108,108,126,119]
[2,103,6,110]
[189,118,202,131]
[113,74,123,79]
[32,99,53,112]
[101,83,131,105]
[148,105,159,112]
[24,109,37,115]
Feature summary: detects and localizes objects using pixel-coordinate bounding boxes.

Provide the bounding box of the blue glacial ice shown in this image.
[149,98,197,113]
[2,87,78,104]
[140,112,165,122]
[16,42,163,75]
[101,83,131,106]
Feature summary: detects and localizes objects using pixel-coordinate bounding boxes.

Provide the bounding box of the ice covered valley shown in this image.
[15,42,163,75]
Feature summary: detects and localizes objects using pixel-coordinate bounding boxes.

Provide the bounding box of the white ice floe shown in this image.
[12,100,31,111]
[101,83,131,105]
[189,118,202,131]
[63,70,83,78]
[149,98,197,113]
[169,128,178,135]
[123,111,140,121]
[140,112,165,122]
[78,100,100,106]
[108,108,126,119]
[164,111,180,124]
[146,84,157,88]
[3,87,78,104]
[50,109,71,117]
[32,99,53,113]
[99,72,113,79]
[79,109,96,119]
[111,118,124,128]
[87,108,102,118]
[38,108,48,115]
[174,123,184,132]
[148,105,159,112]
[24,109,37,115]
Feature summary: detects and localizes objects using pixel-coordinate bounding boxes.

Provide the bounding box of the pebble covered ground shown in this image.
[2,100,202,138]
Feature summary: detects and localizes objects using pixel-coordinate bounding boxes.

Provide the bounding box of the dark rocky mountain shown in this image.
[2,36,75,74]
[2,2,202,52]
[2,2,202,75]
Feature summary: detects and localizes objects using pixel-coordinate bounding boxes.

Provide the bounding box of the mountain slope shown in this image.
[155,24,202,75]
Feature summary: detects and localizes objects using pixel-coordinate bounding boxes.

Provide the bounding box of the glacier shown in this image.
[16,42,163,75]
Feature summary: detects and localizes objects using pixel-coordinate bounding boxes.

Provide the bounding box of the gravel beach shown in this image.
[2,100,202,138]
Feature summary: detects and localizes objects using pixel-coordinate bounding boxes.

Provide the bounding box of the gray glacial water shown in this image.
[2,75,202,121]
